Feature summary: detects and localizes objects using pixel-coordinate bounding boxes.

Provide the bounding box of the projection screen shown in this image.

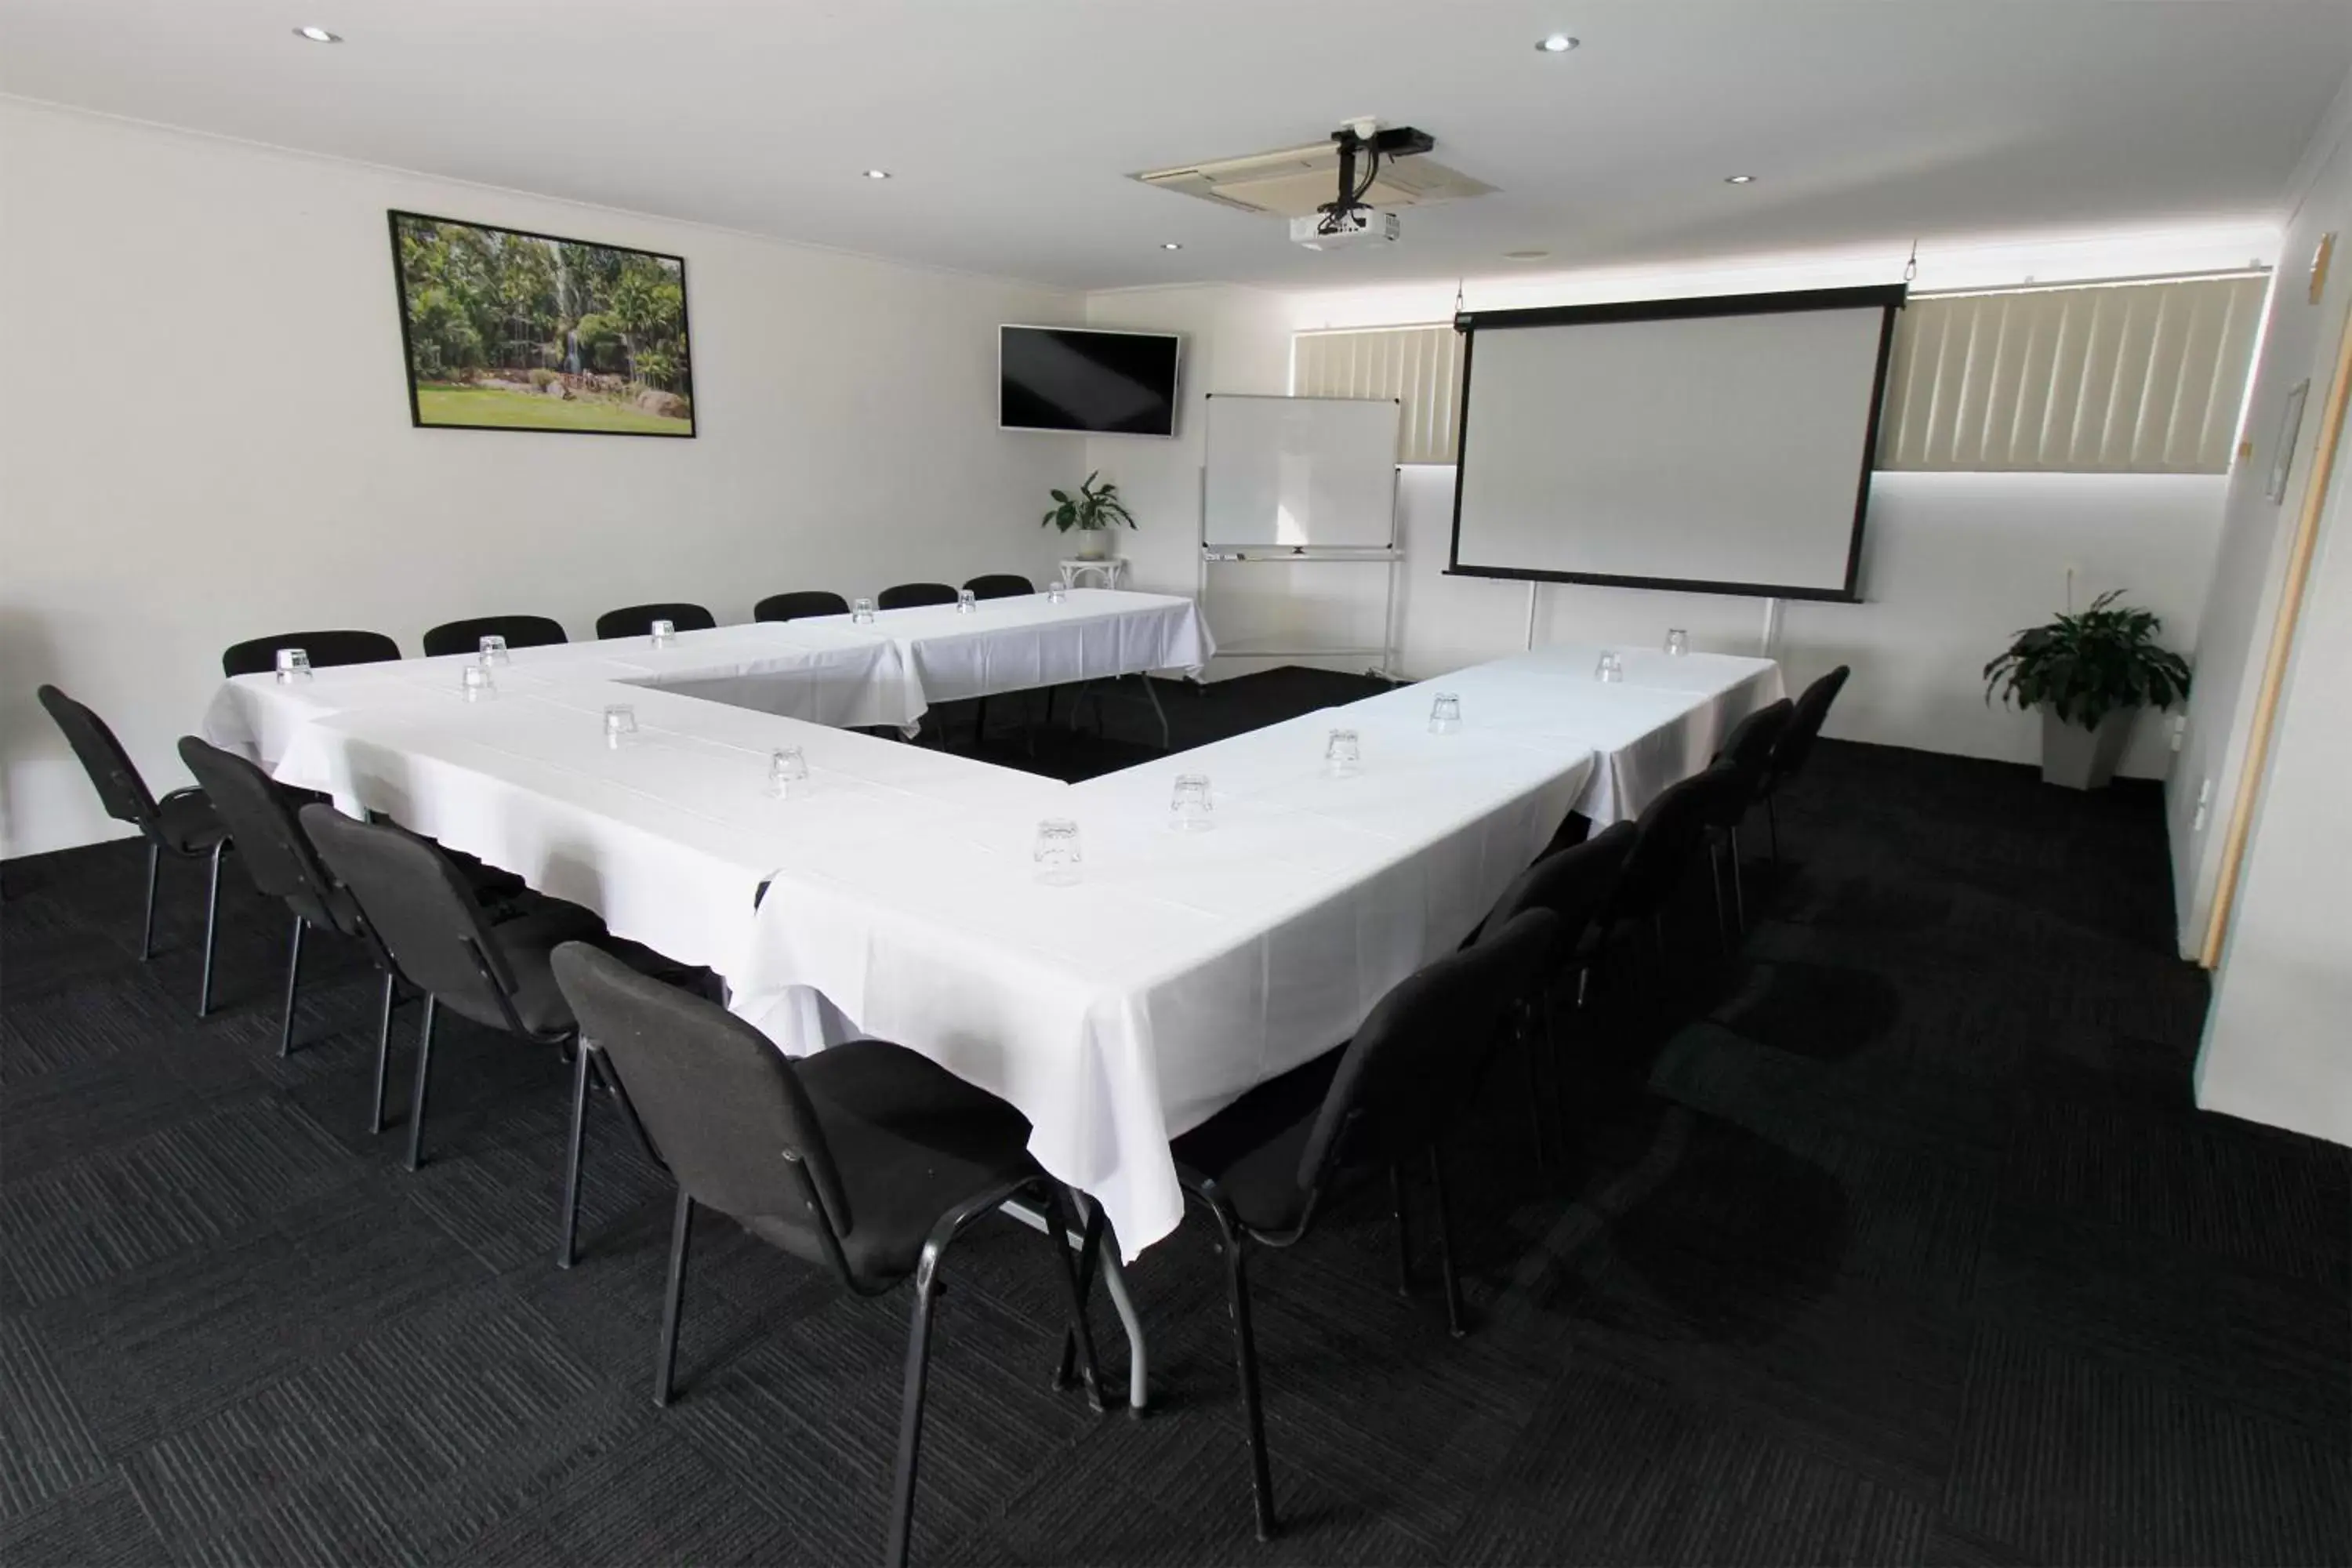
[1449,285,1905,601]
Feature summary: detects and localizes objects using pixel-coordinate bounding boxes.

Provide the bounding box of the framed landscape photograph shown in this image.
[389,210,695,437]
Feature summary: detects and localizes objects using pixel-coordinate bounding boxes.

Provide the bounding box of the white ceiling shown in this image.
[3,0,2347,292]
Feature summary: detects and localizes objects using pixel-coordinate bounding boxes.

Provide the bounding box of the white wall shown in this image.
[1387,466,2226,779]
[0,100,1081,857]
[2170,71,2352,960]
[2191,69,2352,1146]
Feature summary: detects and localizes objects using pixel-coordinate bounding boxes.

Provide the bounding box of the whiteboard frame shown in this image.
[1199,392,1402,550]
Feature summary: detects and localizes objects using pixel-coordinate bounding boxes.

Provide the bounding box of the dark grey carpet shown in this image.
[3,668,2346,1566]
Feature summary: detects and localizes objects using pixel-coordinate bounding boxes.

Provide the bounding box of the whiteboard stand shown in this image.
[1197,393,1404,681]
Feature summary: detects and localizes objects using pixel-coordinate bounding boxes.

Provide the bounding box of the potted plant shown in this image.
[1042,471,1136,561]
[1984,590,2192,790]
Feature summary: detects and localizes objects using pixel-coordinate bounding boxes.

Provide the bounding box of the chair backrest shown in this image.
[594,602,717,640]
[551,942,855,1242]
[1295,909,1559,1192]
[36,685,159,830]
[877,583,957,611]
[221,630,401,678]
[1770,666,1851,782]
[962,574,1034,601]
[421,615,568,659]
[176,737,352,931]
[1610,765,1744,920]
[299,804,527,1028]
[1479,819,1635,951]
[753,590,851,623]
[1710,699,1795,818]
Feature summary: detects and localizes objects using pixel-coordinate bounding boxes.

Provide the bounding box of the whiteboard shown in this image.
[1203,394,1399,547]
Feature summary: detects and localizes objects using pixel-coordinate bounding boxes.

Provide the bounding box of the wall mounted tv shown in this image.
[1000,325,1181,437]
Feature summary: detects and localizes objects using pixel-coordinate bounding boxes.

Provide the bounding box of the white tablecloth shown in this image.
[805,588,1213,707]
[1341,644,1786,822]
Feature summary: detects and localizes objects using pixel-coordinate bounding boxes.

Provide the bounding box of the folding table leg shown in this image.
[1138,673,1171,750]
[653,1186,693,1406]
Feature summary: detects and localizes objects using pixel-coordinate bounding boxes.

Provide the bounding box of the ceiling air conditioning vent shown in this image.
[1134,142,1495,219]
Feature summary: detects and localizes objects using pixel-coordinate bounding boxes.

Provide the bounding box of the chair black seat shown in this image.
[596,602,717,640]
[453,903,608,1035]
[753,590,851,623]
[221,630,401,677]
[877,583,958,611]
[422,615,568,658]
[738,1040,1037,1283]
[155,789,228,855]
[1170,1048,1345,1234]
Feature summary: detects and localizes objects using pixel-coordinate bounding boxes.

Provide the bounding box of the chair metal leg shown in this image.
[195,841,224,1017]
[139,841,160,961]
[1390,1164,1414,1297]
[653,1185,693,1407]
[1040,1186,1107,1413]
[1428,1145,1468,1339]
[884,1247,946,1568]
[1730,826,1748,933]
[1766,791,1780,864]
[1138,673,1171,750]
[278,916,307,1056]
[405,995,437,1171]
[1708,840,1730,953]
[557,1042,591,1269]
[368,971,397,1134]
[1213,1209,1277,1541]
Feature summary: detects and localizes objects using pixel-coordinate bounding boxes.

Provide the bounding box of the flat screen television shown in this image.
[1000,325,1181,436]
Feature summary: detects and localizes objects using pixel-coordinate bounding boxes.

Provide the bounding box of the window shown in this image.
[1876,274,2267,473]
[1290,270,2267,477]
[1292,325,1463,464]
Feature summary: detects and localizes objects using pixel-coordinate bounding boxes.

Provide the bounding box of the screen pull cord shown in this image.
[1903,241,1918,285]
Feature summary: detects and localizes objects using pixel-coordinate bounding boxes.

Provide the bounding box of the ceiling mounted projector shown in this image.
[1298,122,1434,249]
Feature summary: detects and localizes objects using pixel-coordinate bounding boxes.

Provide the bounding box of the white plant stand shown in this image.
[1057,557,1130,591]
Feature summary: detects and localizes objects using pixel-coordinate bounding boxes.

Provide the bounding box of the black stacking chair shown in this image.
[178,737,390,1073]
[1159,909,1559,1541]
[594,602,716,639]
[1759,666,1851,861]
[877,583,958,611]
[549,943,1105,1567]
[1603,764,1751,975]
[37,686,229,1014]
[300,804,662,1267]
[221,630,401,678]
[1704,699,1795,931]
[1475,821,1636,1165]
[421,615,568,658]
[753,590,850,623]
[961,574,1033,601]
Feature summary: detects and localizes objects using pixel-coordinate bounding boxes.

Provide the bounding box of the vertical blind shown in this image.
[1875,274,2267,473]
[1292,325,1463,463]
[1291,271,2267,475]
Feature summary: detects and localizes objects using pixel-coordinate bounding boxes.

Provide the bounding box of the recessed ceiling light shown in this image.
[1536,34,1579,53]
[862,169,891,180]
[1504,249,1552,261]
[1724,173,1757,184]
[293,25,340,42]
[1160,242,1184,251]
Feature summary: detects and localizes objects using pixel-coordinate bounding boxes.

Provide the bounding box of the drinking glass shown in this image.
[1428,692,1463,735]
[956,588,978,615]
[1047,583,1068,605]
[1034,818,1083,885]
[1595,651,1624,683]
[1664,629,1690,658]
[602,704,637,748]
[649,619,676,648]
[274,647,311,684]
[1325,728,1362,776]
[767,746,809,799]
[1170,773,1213,832]
[851,597,877,624]
[478,633,510,664]
[461,662,495,702]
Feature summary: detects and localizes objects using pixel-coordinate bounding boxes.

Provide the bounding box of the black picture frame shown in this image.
[387,209,698,439]
[1445,283,1907,602]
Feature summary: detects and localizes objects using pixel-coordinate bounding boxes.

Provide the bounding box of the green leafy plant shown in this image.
[1041,472,1137,535]
[1983,590,2191,727]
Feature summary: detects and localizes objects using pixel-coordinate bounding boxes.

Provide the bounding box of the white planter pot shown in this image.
[2041,708,2136,790]
[1074,529,1111,561]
